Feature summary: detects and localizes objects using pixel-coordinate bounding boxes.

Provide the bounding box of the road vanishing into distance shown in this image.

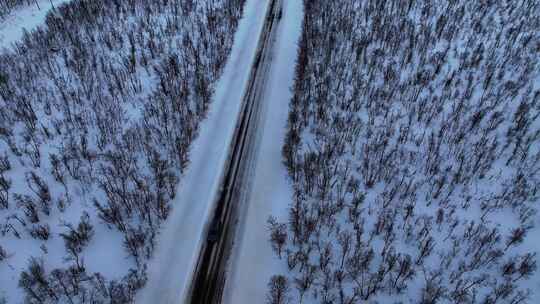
[187,0,282,303]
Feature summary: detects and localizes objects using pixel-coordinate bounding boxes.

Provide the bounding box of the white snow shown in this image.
[223,0,304,302]
[0,132,132,304]
[135,0,273,303]
[0,0,72,49]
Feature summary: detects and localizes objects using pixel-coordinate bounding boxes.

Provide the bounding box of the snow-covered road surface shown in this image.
[188,0,282,302]
[223,0,304,302]
[135,0,271,303]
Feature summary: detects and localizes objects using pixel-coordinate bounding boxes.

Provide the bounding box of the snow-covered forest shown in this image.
[271,0,540,303]
[0,0,244,302]
[2,0,539,303]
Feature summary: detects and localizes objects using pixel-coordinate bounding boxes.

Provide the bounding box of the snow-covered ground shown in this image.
[0,0,71,49]
[135,0,272,303]
[223,0,304,302]
[272,1,540,302]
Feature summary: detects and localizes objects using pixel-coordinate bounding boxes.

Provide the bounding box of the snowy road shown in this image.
[223,0,304,302]
[139,0,304,302]
[188,0,283,303]
[135,0,272,303]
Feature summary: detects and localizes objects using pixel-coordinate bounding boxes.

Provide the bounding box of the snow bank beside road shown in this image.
[136,0,271,303]
[224,0,304,302]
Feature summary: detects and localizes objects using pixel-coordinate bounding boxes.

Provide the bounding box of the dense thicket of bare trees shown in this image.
[0,0,245,302]
[272,0,539,303]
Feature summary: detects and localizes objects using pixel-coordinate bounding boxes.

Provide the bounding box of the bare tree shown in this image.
[267,216,288,259]
[267,275,290,304]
